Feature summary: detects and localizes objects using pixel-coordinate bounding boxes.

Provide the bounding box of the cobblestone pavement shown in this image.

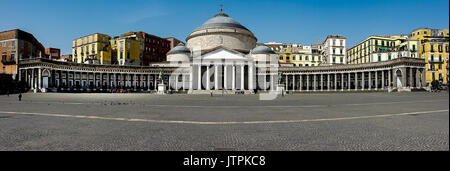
[0,92,448,151]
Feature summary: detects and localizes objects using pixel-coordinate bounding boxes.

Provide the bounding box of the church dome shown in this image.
[193,11,250,32]
[167,43,191,62]
[186,10,257,54]
[167,43,191,55]
[251,45,275,54]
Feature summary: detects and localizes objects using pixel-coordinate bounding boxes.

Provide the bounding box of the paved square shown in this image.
[0,92,448,151]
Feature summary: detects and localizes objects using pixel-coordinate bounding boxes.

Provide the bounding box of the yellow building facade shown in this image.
[347,35,416,64]
[72,33,112,65]
[409,28,449,86]
[276,45,323,67]
[111,37,142,66]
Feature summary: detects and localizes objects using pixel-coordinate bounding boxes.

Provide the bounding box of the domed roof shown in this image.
[252,45,276,54]
[193,11,250,32]
[167,43,191,55]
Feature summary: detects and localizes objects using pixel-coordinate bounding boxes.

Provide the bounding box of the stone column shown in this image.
[307,75,310,91]
[382,70,385,90]
[375,71,378,90]
[270,74,274,91]
[147,74,151,91]
[314,74,317,91]
[224,65,228,90]
[93,72,96,90]
[348,73,351,91]
[154,74,157,91]
[393,69,398,88]
[189,66,193,91]
[320,74,324,91]
[401,68,407,88]
[354,72,358,91]
[285,75,289,90]
[206,65,211,90]
[362,72,365,90]
[198,65,202,90]
[369,72,372,90]
[415,69,420,88]
[248,64,253,90]
[299,75,303,91]
[241,65,245,90]
[38,68,42,90]
[67,71,70,88]
[334,74,338,91]
[232,65,236,90]
[215,65,219,90]
[292,75,296,91]
[421,69,426,88]
[106,73,110,90]
[409,68,413,88]
[341,73,344,91]
[327,74,330,91]
[31,69,35,90]
[388,70,392,88]
[24,69,28,87]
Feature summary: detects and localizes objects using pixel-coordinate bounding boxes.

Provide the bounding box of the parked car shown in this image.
[112,88,128,93]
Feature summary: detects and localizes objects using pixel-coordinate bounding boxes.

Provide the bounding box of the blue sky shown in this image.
[1,0,448,54]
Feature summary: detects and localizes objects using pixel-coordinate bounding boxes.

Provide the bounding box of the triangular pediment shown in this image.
[195,46,248,60]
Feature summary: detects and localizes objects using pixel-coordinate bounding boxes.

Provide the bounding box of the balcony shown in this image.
[428,58,443,63]
[1,59,16,65]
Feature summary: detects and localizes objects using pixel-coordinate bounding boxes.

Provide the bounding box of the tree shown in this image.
[431,80,440,90]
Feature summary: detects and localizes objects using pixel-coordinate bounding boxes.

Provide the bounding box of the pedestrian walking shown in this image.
[18,93,22,101]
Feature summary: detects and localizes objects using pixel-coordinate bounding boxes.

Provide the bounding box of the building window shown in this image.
[340,57,343,63]
[438,45,442,52]
[431,45,434,52]
[446,45,449,52]
[340,40,343,46]
[424,31,427,35]
[279,56,283,60]
[2,42,5,48]
[10,53,15,61]
[333,57,336,63]
[293,56,296,61]
[286,56,290,61]
[439,64,442,70]
[378,55,381,62]
[388,54,391,60]
[439,55,442,62]
[431,54,434,61]
[333,48,336,54]
[2,53,6,61]
[412,45,416,51]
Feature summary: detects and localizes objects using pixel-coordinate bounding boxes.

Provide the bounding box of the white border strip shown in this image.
[0,109,448,125]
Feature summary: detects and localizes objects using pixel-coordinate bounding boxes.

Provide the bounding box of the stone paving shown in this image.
[0,92,448,151]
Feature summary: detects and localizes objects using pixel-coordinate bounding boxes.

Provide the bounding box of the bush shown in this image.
[431,80,440,90]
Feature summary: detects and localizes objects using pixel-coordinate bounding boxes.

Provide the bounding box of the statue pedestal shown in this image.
[157,84,166,95]
[277,84,285,94]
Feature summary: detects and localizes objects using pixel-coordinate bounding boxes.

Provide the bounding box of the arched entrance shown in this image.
[42,69,51,89]
[396,69,403,88]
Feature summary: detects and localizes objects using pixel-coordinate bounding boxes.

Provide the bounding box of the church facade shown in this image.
[17,10,427,94]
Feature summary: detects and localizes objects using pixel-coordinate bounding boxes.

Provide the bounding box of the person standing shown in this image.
[18,93,22,101]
